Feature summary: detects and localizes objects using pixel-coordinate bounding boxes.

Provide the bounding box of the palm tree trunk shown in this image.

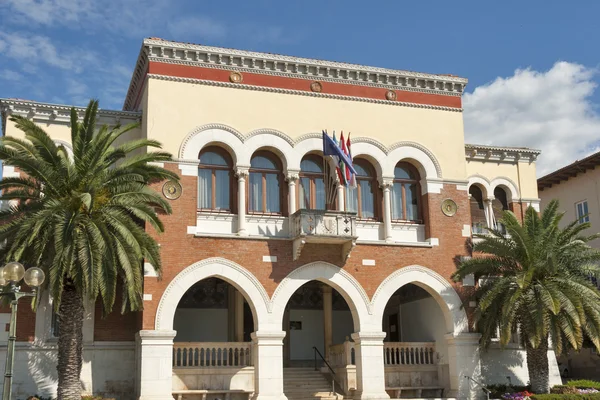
[57,283,85,400]
[526,337,550,394]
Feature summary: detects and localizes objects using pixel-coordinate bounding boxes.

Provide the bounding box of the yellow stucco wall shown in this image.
[144,78,469,180]
[539,166,600,248]
[466,159,539,200]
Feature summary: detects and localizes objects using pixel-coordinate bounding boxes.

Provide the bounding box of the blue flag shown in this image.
[322,131,357,176]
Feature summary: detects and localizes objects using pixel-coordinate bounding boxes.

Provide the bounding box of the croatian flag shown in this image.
[322,131,357,181]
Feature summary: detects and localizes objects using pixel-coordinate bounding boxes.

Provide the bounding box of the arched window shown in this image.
[249,152,283,214]
[392,162,421,222]
[198,147,233,211]
[299,155,326,210]
[469,185,487,234]
[493,187,509,234]
[346,159,377,219]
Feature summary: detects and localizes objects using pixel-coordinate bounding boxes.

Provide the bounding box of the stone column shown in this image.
[484,197,494,229]
[337,183,345,211]
[287,171,299,215]
[235,290,245,342]
[351,332,390,400]
[237,167,249,236]
[322,285,333,361]
[136,330,177,400]
[445,333,485,399]
[252,331,288,400]
[380,179,393,243]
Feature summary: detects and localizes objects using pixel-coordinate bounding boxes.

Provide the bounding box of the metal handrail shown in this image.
[313,346,338,395]
[464,375,491,400]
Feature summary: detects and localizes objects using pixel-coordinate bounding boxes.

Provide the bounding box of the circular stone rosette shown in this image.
[229,72,243,83]
[441,198,458,217]
[310,81,323,92]
[385,90,397,101]
[162,180,183,200]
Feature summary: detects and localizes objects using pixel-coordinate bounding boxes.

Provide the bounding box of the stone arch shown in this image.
[370,265,468,335]
[155,257,270,331]
[490,177,519,202]
[292,134,325,172]
[270,262,372,332]
[54,139,74,160]
[179,124,245,165]
[242,129,295,173]
[384,142,442,179]
[467,175,492,199]
[349,140,386,181]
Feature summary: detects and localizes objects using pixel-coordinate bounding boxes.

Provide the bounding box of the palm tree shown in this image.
[0,100,177,399]
[452,200,600,394]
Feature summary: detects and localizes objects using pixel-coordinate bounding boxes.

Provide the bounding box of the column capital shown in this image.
[379,177,394,189]
[252,330,286,345]
[286,169,300,182]
[351,331,387,344]
[136,330,177,342]
[236,166,250,179]
[445,332,481,346]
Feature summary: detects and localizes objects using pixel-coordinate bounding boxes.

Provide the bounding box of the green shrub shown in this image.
[532,394,600,399]
[552,386,580,394]
[567,381,600,390]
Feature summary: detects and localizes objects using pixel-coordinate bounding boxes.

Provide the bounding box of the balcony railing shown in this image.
[173,342,253,368]
[290,209,357,261]
[384,342,436,366]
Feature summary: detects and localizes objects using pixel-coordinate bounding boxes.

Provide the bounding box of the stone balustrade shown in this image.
[173,342,253,367]
[384,342,436,365]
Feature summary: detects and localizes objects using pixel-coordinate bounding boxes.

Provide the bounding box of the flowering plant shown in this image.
[501,391,533,400]
[578,388,600,394]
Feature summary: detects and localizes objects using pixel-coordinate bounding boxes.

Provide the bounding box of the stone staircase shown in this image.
[283,368,343,400]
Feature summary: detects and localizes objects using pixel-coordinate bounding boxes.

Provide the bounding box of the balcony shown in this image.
[290,209,358,261]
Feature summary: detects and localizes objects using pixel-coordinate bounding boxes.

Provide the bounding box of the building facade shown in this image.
[538,151,600,379]
[0,38,561,400]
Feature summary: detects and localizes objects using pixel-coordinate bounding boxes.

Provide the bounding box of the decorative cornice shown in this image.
[0,98,141,126]
[123,37,468,111]
[146,74,464,113]
[465,144,540,163]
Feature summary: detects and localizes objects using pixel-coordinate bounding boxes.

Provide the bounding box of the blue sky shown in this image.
[1,0,599,175]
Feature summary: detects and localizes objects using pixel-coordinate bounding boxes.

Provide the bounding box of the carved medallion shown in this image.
[162,180,182,200]
[441,199,458,217]
[310,81,323,92]
[229,72,243,83]
[385,90,397,101]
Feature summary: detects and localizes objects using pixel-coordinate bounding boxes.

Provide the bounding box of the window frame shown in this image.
[347,159,379,220]
[248,151,285,215]
[298,154,329,210]
[391,162,422,223]
[576,200,590,224]
[197,146,235,213]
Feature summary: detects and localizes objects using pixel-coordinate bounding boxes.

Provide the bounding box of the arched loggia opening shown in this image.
[172,277,256,368]
[282,281,355,367]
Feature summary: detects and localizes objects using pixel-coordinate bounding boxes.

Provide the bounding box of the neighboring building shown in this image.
[0,38,561,400]
[538,151,600,379]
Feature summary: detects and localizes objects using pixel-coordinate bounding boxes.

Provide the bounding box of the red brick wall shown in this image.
[142,164,476,331]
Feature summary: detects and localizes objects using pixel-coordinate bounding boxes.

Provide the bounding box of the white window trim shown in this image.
[575,200,590,224]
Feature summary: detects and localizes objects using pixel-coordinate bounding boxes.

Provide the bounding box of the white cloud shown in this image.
[0,69,24,81]
[1,0,95,25]
[0,31,93,72]
[463,61,600,176]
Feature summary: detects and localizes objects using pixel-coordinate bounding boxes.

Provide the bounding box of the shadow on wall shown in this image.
[89,344,136,400]
[11,340,58,399]
[480,347,525,386]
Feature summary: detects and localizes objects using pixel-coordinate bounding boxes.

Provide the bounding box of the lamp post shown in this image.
[0,262,45,400]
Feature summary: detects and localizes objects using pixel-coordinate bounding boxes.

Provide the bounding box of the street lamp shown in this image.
[0,262,45,400]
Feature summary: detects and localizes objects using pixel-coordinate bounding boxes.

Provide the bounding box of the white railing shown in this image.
[384,342,436,365]
[329,341,355,367]
[173,342,253,367]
